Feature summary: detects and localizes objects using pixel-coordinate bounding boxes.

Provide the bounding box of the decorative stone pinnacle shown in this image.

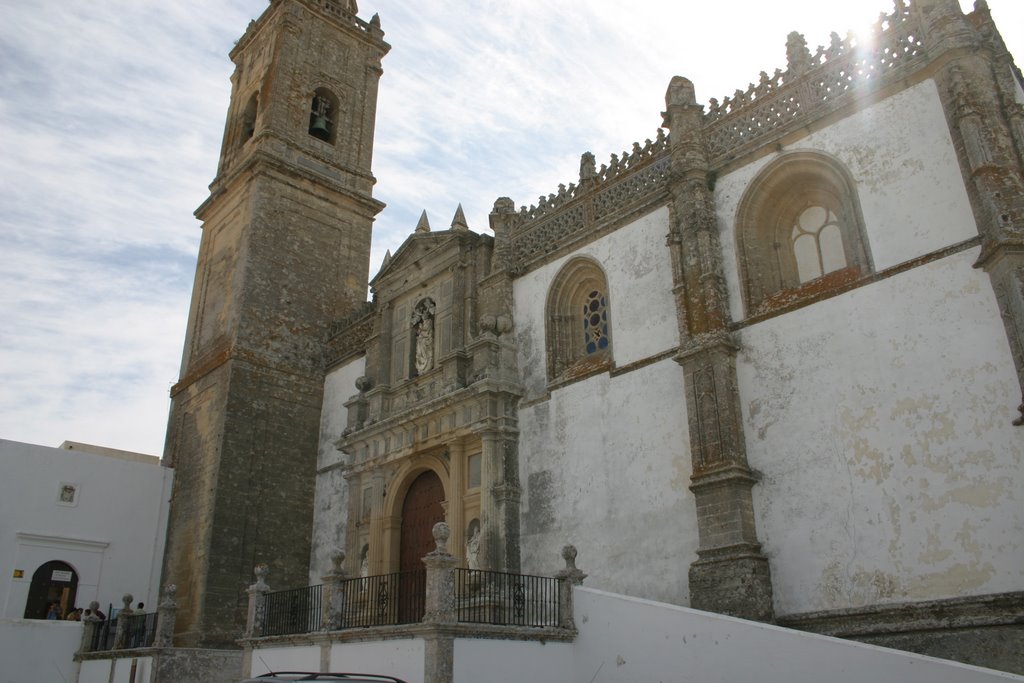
[122,594,134,610]
[432,522,451,554]
[415,210,431,233]
[355,375,371,393]
[250,563,270,592]
[451,203,469,231]
[665,75,697,108]
[786,31,812,76]
[579,152,597,182]
[492,196,515,214]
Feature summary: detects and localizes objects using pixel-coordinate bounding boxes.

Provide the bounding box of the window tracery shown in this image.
[546,257,613,381]
[736,151,871,314]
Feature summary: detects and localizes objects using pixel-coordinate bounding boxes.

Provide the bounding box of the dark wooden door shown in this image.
[400,470,446,572]
[398,470,444,623]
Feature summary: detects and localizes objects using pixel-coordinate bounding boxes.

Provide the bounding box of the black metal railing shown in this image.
[85,619,114,652]
[261,584,322,637]
[455,569,559,627]
[335,569,426,628]
[121,611,158,648]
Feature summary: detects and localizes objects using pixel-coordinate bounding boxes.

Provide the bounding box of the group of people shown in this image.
[47,601,145,621]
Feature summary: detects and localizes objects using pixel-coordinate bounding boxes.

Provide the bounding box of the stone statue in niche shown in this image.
[465,518,481,570]
[359,544,369,579]
[412,298,436,374]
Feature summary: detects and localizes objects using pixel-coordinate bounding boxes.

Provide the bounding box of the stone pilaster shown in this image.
[664,75,774,622]
[447,439,466,565]
[477,430,521,572]
[916,0,1024,416]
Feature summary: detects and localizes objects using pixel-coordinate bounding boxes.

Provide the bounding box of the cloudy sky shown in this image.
[1,0,1021,456]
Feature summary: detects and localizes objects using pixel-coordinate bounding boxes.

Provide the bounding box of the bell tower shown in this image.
[161,0,389,647]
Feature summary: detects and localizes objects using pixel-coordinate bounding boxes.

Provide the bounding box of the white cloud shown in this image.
[0,0,1020,454]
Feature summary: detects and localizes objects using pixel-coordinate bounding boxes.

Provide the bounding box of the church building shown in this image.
[157,0,1023,676]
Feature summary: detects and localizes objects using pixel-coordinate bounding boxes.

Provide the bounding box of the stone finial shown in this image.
[415,210,431,233]
[555,544,587,586]
[250,563,270,592]
[355,375,371,393]
[579,152,597,182]
[370,12,381,27]
[160,584,177,609]
[451,204,469,232]
[431,522,451,555]
[122,594,134,612]
[331,549,347,574]
[381,249,392,269]
[786,31,813,76]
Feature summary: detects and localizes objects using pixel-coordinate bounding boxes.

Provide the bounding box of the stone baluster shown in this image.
[320,550,348,631]
[245,564,271,638]
[154,584,177,648]
[553,545,586,630]
[112,594,134,649]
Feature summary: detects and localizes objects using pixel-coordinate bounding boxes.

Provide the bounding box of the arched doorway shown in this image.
[397,470,445,622]
[23,560,78,619]
[399,470,446,572]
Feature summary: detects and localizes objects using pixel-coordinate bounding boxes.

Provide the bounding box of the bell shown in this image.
[309,115,330,140]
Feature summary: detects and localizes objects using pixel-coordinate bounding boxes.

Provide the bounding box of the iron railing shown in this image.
[455,569,559,627]
[82,611,157,651]
[257,567,561,636]
[261,584,322,637]
[334,569,426,628]
[121,611,158,648]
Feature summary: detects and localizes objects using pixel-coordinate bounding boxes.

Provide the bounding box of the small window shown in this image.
[308,87,339,143]
[240,92,258,144]
[736,151,872,314]
[546,257,613,381]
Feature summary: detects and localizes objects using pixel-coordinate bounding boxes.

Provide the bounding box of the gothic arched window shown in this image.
[308,87,339,144]
[736,151,872,315]
[546,257,613,381]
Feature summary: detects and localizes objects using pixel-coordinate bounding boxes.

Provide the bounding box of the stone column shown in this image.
[663,75,774,623]
[477,430,520,572]
[245,564,271,638]
[154,584,177,648]
[447,439,466,565]
[320,550,348,631]
[422,523,457,683]
[113,594,134,649]
[553,545,586,630]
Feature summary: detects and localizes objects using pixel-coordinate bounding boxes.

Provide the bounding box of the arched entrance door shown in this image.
[398,470,445,622]
[24,560,78,619]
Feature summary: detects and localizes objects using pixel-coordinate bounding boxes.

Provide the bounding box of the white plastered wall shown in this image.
[713,78,1023,614]
[310,356,366,584]
[0,439,172,618]
[514,206,697,604]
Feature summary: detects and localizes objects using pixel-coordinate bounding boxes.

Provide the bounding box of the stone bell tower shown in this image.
[160,0,389,647]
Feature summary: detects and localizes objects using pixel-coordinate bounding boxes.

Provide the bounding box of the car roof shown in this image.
[242,676,406,682]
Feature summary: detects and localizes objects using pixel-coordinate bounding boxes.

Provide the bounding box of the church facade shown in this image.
[161,0,1024,671]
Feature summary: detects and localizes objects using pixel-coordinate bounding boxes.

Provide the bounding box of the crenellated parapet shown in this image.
[500,130,672,275]
[703,0,925,164]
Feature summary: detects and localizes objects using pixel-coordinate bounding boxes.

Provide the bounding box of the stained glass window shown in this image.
[582,289,609,354]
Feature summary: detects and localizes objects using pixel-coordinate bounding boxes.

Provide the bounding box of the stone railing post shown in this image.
[320,550,348,631]
[112,594,134,649]
[422,522,458,624]
[554,545,586,630]
[245,564,271,638]
[79,618,97,654]
[154,584,177,648]
[422,523,457,683]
